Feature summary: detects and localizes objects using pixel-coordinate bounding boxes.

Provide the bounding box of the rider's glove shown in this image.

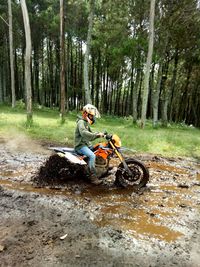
[97,132,104,138]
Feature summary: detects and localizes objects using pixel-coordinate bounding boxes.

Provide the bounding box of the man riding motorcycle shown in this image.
[74,104,104,185]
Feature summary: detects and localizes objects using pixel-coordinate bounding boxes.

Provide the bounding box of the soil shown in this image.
[0,134,200,267]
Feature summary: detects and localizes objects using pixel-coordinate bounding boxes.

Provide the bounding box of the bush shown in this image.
[16,99,25,110]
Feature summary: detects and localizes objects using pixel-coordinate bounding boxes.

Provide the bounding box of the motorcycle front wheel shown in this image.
[115,158,149,188]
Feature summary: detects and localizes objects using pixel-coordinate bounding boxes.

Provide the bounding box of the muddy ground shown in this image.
[0,134,200,267]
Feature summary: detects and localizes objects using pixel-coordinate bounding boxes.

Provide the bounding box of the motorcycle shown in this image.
[48,133,149,188]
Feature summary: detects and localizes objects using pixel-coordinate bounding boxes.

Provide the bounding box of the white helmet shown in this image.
[82,104,101,118]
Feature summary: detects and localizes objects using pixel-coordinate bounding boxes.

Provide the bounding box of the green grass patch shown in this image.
[0,105,199,159]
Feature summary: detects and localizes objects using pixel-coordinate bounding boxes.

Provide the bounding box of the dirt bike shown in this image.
[48,133,149,188]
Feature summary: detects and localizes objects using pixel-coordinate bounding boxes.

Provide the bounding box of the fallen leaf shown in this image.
[60,234,68,240]
[0,245,5,252]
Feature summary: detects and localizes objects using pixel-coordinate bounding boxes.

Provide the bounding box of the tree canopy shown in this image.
[0,0,200,127]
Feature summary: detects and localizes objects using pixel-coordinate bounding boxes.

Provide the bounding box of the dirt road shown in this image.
[0,135,200,266]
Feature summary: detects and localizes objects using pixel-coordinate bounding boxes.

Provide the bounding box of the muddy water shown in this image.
[0,178,192,243]
[0,179,73,197]
[82,187,185,242]
[0,156,199,244]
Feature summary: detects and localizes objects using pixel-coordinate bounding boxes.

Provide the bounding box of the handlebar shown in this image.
[103,131,112,140]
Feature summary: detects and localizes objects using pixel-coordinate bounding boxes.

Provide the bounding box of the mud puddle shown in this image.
[0,139,200,267]
[0,168,199,244]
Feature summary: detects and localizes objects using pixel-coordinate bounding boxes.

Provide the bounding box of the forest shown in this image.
[0,0,200,127]
[1,2,200,266]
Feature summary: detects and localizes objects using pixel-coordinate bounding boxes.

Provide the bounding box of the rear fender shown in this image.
[57,151,87,165]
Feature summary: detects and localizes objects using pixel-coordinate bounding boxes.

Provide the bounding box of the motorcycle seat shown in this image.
[48,147,75,154]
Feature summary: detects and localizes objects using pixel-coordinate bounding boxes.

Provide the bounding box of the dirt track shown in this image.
[0,135,200,267]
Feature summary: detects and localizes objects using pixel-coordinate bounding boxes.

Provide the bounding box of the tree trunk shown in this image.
[91,53,95,104]
[178,65,192,123]
[33,46,39,103]
[152,61,163,127]
[169,50,179,121]
[60,0,66,122]
[140,0,155,128]
[152,32,169,127]
[95,50,101,109]
[41,41,45,106]
[0,55,4,103]
[83,0,95,104]
[8,0,16,108]
[21,0,32,125]
[132,61,141,122]
[160,62,169,126]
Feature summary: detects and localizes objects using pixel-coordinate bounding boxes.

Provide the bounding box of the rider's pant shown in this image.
[76,146,96,174]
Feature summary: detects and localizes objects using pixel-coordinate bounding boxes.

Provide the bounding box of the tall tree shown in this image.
[141,0,156,128]
[8,0,15,108]
[83,0,95,104]
[60,0,66,122]
[21,0,32,125]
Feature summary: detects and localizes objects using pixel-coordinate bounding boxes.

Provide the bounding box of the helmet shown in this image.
[82,104,100,118]
[82,104,100,125]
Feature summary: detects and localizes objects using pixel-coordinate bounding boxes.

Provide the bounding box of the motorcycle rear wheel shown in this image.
[115,158,149,188]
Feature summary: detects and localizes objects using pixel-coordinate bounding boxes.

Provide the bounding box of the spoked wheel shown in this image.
[115,158,149,188]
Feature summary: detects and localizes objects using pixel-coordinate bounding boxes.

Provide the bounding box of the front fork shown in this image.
[109,141,132,176]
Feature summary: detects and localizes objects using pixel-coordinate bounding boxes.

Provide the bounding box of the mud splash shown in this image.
[32,154,86,186]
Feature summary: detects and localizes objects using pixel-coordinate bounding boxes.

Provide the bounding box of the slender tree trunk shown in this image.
[141,0,155,128]
[21,0,32,125]
[21,45,25,100]
[152,61,163,127]
[132,63,141,122]
[169,50,179,121]
[77,41,82,109]
[47,39,53,107]
[60,0,66,122]
[67,35,71,107]
[33,46,39,103]
[83,0,95,104]
[91,53,95,103]
[0,56,3,103]
[105,64,109,113]
[41,41,45,106]
[79,41,83,108]
[0,68,2,103]
[55,40,60,107]
[95,50,101,109]
[125,85,130,116]
[178,65,192,123]
[160,61,169,126]
[8,0,16,108]
[14,50,19,99]
[152,33,169,127]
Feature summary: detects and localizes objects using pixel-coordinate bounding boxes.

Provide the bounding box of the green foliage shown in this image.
[1,0,200,127]
[16,100,26,110]
[0,106,199,159]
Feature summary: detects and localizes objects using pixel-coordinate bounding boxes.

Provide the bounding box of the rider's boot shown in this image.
[90,173,102,185]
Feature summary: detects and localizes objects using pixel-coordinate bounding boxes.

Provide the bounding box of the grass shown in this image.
[0,104,200,159]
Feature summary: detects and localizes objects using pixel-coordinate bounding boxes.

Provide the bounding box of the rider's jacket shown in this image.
[74,117,99,151]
